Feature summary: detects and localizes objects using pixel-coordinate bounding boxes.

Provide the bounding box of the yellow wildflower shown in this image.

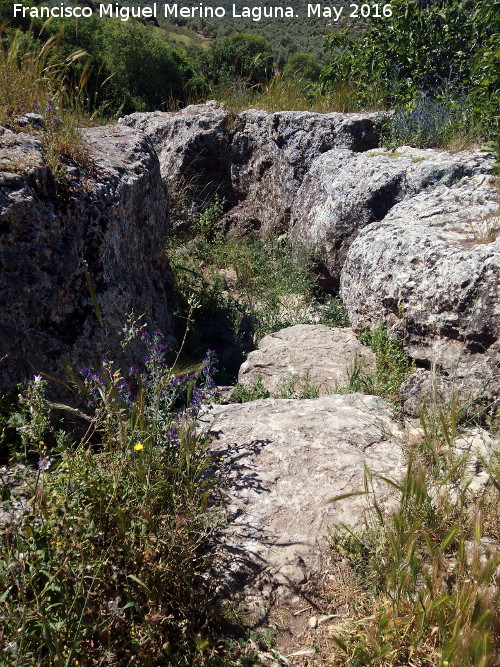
[134,443,144,451]
[113,372,120,378]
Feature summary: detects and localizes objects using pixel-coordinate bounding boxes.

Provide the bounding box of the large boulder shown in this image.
[227,109,383,235]
[238,324,375,394]
[119,101,232,211]
[203,394,406,616]
[290,147,494,287]
[121,103,384,235]
[0,124,173,389]
[340,173,499,401]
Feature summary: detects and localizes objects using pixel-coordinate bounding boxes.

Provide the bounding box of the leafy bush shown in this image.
[284,52,321,82]
[194,194,226,243]
[344,325,415,399]
[88,19,194,113]
[3,14,199,116]
[231,376,270,403]
[385,92,478,149]
[0,323,227,665]
[320,0,499,143]
[274,371,321,399]
[199,33,275,88]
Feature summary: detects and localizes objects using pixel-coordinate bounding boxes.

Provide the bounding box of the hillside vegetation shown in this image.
[0,0,497,150]
[0,1,498,664]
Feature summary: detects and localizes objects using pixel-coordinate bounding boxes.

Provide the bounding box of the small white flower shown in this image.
[33,375,42,385]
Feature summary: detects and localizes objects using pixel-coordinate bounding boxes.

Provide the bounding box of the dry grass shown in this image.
[0,29,94,179]
[326,390,500,667]
[219,76,387,114]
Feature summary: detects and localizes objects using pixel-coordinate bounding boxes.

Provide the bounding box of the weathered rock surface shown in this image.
[291,147,495,287]
[340,174,499,383]
[120,102,384,235]
[227,109,383,234]
[203,394,405,614]
[238,324,375,394]
[400,361,499,420]
[0,124,173,389]
[452,428,498,497]
[119,101,231,210]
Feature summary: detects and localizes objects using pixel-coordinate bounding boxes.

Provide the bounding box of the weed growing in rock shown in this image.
[231,376,271,403]
[169,230,349,382]
[352,325,415,399]
[337,326,415,400]
[0,322,231,665]
[274,371,321,400]
[231,370,321,403]
[195,194,226,243]
[327,393,499,666]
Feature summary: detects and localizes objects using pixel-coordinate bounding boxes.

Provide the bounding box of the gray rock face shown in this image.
[227,109,383,235]
[340,174,499,378]
[291,147,495,287]
[119,101,231,209]
[120,103,384,235]
[400,360,499,420]
[0,124,173,389]
[238,324,375,394]
[203,394,405,612]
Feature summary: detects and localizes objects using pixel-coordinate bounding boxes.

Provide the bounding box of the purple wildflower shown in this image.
[38,457,51,471]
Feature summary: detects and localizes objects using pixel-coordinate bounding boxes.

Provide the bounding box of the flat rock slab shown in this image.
[203,395,405,615]
[238,324,375,394]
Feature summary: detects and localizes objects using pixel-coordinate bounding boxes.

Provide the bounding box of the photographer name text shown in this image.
[13,3,393,23]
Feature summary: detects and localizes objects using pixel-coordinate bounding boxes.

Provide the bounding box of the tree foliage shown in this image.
[320,0,499,124]
[199,33,275,87]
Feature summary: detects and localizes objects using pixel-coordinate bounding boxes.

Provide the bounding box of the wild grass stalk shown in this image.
[0,28,94,179]
[328,375,500,666]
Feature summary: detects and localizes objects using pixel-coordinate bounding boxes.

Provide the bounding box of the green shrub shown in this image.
[283,52,321,83]
[0,324,227,665]
[352,325,415,398]
[231,371,321,403]
[274,371,321,399]
[231,376,270,403]
[194,194,226,243]
[320,0,499,144]
[200,33,275,88]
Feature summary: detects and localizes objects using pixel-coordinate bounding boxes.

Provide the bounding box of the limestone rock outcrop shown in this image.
[238,324,375,394]
[0,124,173,389]
[119,101,231,211]
[120,102,384,235]
[291,147,495,287]
[203,394,406,615]
[340,174,499,384]
[226,109,383,234]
